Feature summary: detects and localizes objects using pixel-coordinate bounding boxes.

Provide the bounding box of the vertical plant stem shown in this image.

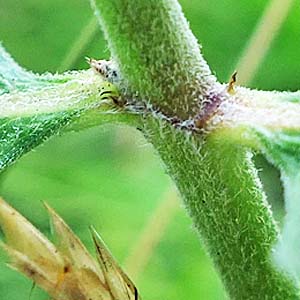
[91,0,218,119]
[144,119,299,300]
[90,0,300,297]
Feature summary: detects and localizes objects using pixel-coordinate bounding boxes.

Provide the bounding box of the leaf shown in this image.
[0,45,137,172]
[253,128,300,280]
[0,42,67,94]
[0,111,80,170]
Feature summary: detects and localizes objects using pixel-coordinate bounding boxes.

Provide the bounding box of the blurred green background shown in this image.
[0,0,299,299]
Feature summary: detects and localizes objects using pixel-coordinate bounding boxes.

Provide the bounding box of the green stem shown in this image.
[143,118,298,299]
[90,0,300,298]
[0,49,139,171]
[91,0,218,119]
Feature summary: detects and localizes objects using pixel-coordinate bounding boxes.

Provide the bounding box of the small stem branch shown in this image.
[211,87,300,134]
[0,70,107,117]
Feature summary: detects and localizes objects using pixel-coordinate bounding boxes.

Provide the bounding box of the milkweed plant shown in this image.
[1,0,300,299]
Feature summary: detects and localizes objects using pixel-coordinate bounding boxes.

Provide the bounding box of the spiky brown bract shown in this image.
[0,199,138,300]
[142,117,299,300]
[90,0,220,120]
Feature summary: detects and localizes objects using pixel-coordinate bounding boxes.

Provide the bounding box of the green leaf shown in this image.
[0,112,80,170]
[0,43,68,94]
[253,128,300,281]
[0,45,137,172]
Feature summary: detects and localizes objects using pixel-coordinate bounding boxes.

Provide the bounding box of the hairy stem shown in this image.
[0,46,140,171]
[143,118,298,299]
[1,0,299,298]
[89,0,300,298]
[91,0,219,119]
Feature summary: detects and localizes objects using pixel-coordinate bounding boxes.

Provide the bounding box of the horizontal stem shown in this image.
[210,87,300,132]
[0,70,106,117]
